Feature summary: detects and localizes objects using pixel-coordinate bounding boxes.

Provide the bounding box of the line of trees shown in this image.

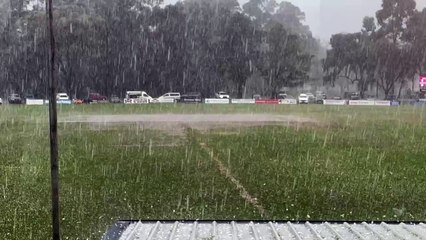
[1,0,424,100]
[323,0,426,99]
[0,0,318,99]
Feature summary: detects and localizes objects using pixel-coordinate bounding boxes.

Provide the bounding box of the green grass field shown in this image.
[1,104,426,239]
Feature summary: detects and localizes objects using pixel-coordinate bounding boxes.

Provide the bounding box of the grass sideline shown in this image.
[2,103,426,121]
[1,104,426,239]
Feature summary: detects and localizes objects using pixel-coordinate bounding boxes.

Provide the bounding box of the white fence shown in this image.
[124,98,149,104]
[204,98,230,104]
[231,99,255,104]
[323,100,347,106]
[152,99,175,104]
[57,100,72,105]
[26,99,45,105]
[44,100,72,105]
[280,99,297,105]
[374,101,391,106]
[348,100,376,106]
[25,97,395,107]
[348,100,391,106]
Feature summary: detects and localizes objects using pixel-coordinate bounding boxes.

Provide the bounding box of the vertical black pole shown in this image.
[47,0,60,239]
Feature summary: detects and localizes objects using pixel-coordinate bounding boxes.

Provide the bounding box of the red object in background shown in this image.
[88,93,107,101]
[420,76,426,92]
[255,99,280,104]
[73,99,84,104]
[420,76,426,85]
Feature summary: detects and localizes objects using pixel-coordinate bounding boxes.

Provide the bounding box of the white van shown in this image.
[298,93,315,104]
[155,92,180,103]
[124,91,153,104]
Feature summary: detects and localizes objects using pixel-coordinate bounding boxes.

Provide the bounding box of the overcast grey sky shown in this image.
[165,0,426,42]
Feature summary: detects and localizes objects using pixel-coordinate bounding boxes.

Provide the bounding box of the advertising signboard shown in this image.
[255,99,280,104]
[420,76,426,92]
[323,100,347,106]
[204,99,230,104]
[231,99,256,104]
[280,99,297,105]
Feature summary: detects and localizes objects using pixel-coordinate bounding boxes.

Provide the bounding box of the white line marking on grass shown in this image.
[199,142,269,218]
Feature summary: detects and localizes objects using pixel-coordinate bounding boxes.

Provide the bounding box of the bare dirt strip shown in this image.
[61,113,317,132]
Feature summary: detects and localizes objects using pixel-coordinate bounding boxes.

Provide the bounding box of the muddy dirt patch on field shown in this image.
[61,113,319,133]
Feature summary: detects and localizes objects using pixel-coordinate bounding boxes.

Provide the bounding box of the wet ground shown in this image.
[61,113,316,127]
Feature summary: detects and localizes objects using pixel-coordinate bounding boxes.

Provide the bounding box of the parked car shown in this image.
[23,93,35,100]
[277,93,287,99]
[315,93,327,104]
[351,93,361,100]
[0,97,2,105]
[215,91,230,99]
[344,92,360,100]
[156,92,181,103]
[298,93,315,104]
[252,94,261,100]
[110,95,121,103]
[87,92,108,103]
[298,94,308,104]
[385,95,398,101]
[285,95,297,101]
[56,93,70,101]
[306,92,315,98]
[180,92,202,103]
[124,91,153,104]
[8,93,22,104]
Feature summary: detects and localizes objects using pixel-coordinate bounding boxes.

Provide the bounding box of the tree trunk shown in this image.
[237,81,244,99]
[376,78,379,98]
[359,78,368,99]
[382,81,392,100]
[397,81,405,99]
[391,84,395,98]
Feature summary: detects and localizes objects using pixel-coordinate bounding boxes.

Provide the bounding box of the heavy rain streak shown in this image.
[0,0,426,239]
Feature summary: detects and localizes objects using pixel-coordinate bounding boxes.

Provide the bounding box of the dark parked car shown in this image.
[23,94,35,103]
[179,92,202,103]
[110,95,121,103]
[24,94,35,99]
[86,93,108,103]
[316,93,327,104]
[344,92,360,100]
[252,94,261,100]
[277,93,287,99]
[385,95,398,101]
[8,94,23,104]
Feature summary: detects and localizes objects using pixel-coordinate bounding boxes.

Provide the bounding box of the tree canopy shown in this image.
[323,0,425,99]
[0,0,316,98]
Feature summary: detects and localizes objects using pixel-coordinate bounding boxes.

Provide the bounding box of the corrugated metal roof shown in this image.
[102,221,426,240]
